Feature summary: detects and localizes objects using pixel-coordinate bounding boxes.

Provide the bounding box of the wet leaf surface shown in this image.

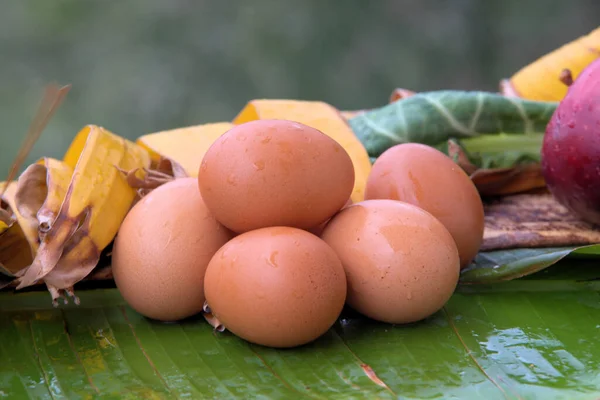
[2,262,600,400]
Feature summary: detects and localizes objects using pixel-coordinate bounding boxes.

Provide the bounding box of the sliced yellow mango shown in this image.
[233,100,372,202]
[17,125,151,304]
[136,122,235,176]
[507,27,600,102]
[0,181,34,275]
[14,158,74,252]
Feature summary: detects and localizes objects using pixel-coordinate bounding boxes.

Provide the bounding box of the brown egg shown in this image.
[365,143,484,268]
[198,119,355,233]
[321,199,460,324]
[111,177,234,322]
[204,226,347,348]
[306,197,354,236]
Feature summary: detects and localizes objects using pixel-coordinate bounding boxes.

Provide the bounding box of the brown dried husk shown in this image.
[482,193,600,251]
[447,139,547,196]
[120,157,189,198]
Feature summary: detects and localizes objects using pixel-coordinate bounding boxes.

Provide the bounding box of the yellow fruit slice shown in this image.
[136,122,234,176]
[505,27,600,102]
[17,125,151,304]
[0,181,33,275]
[13,157,74,252]
[0,222,32,276]
[233,100,372,202]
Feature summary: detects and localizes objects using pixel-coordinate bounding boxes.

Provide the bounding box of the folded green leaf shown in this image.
[459,134,544,169]
[349,90,558,168]
[460,244,600,284]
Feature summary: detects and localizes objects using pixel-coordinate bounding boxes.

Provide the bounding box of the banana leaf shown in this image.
[1,258,600,400]
[461,244,600,283]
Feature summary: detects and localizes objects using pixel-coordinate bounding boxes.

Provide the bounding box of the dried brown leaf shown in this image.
[121,157,189,197]
[1,84,70,198]
[389,88,416,103]
[482,193,600,251]
[447,140,478,175]
[471,164,547,196]
[498,79,520,97]
[0,223,34,275]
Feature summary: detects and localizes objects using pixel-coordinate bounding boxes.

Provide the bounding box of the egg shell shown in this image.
[204,226,347,348]
[321,199,460,324]
[365,143,484,268]
[306,197,354,236]
[198,119,355,233]
[111,177,234,322]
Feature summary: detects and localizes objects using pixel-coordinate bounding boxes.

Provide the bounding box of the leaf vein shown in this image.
[60,309,100,395]
[119,306,177,399]
[27,317,59,400]
[422,95,472,136]
[361,116,398,141]
[469,92,484,134]
[246,345,317,399]
[330,329,397,397]
[442,306,511,400]
[506,97,533,134]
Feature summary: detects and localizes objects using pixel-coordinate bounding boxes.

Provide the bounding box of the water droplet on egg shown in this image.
[227,174,237,185]
[267,251,279,268]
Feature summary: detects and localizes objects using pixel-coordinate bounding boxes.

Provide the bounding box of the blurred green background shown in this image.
[1,0,598,175]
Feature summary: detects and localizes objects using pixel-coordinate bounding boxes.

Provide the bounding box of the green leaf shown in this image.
[349,90,557,167]
[460,244,600,284]
[459,133,544,168]
[2,271,600,399]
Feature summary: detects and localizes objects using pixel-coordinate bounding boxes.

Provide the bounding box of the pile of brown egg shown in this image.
[110,119,484,348]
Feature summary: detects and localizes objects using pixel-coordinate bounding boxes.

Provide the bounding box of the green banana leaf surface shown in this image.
[461,244,600,283]
[2,259,600,400]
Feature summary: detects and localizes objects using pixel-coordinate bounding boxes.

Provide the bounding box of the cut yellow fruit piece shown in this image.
[233,100,372,203]
[339,110,365,120]
[0,181,33,275]
[13,158,74,253]
[0,222,32,275]
[506,27,600,102]
[136,122,235,176]
[17,125,151,304]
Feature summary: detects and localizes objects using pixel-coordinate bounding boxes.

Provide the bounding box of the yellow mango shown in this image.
[340,110,365,120]
[136,122,235,176]
[0,222,32,276]
[0,181,33,275]
[17,125,151,305]
[233,100,372,202]
[504,27,600,102]
[13,158,74,252]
